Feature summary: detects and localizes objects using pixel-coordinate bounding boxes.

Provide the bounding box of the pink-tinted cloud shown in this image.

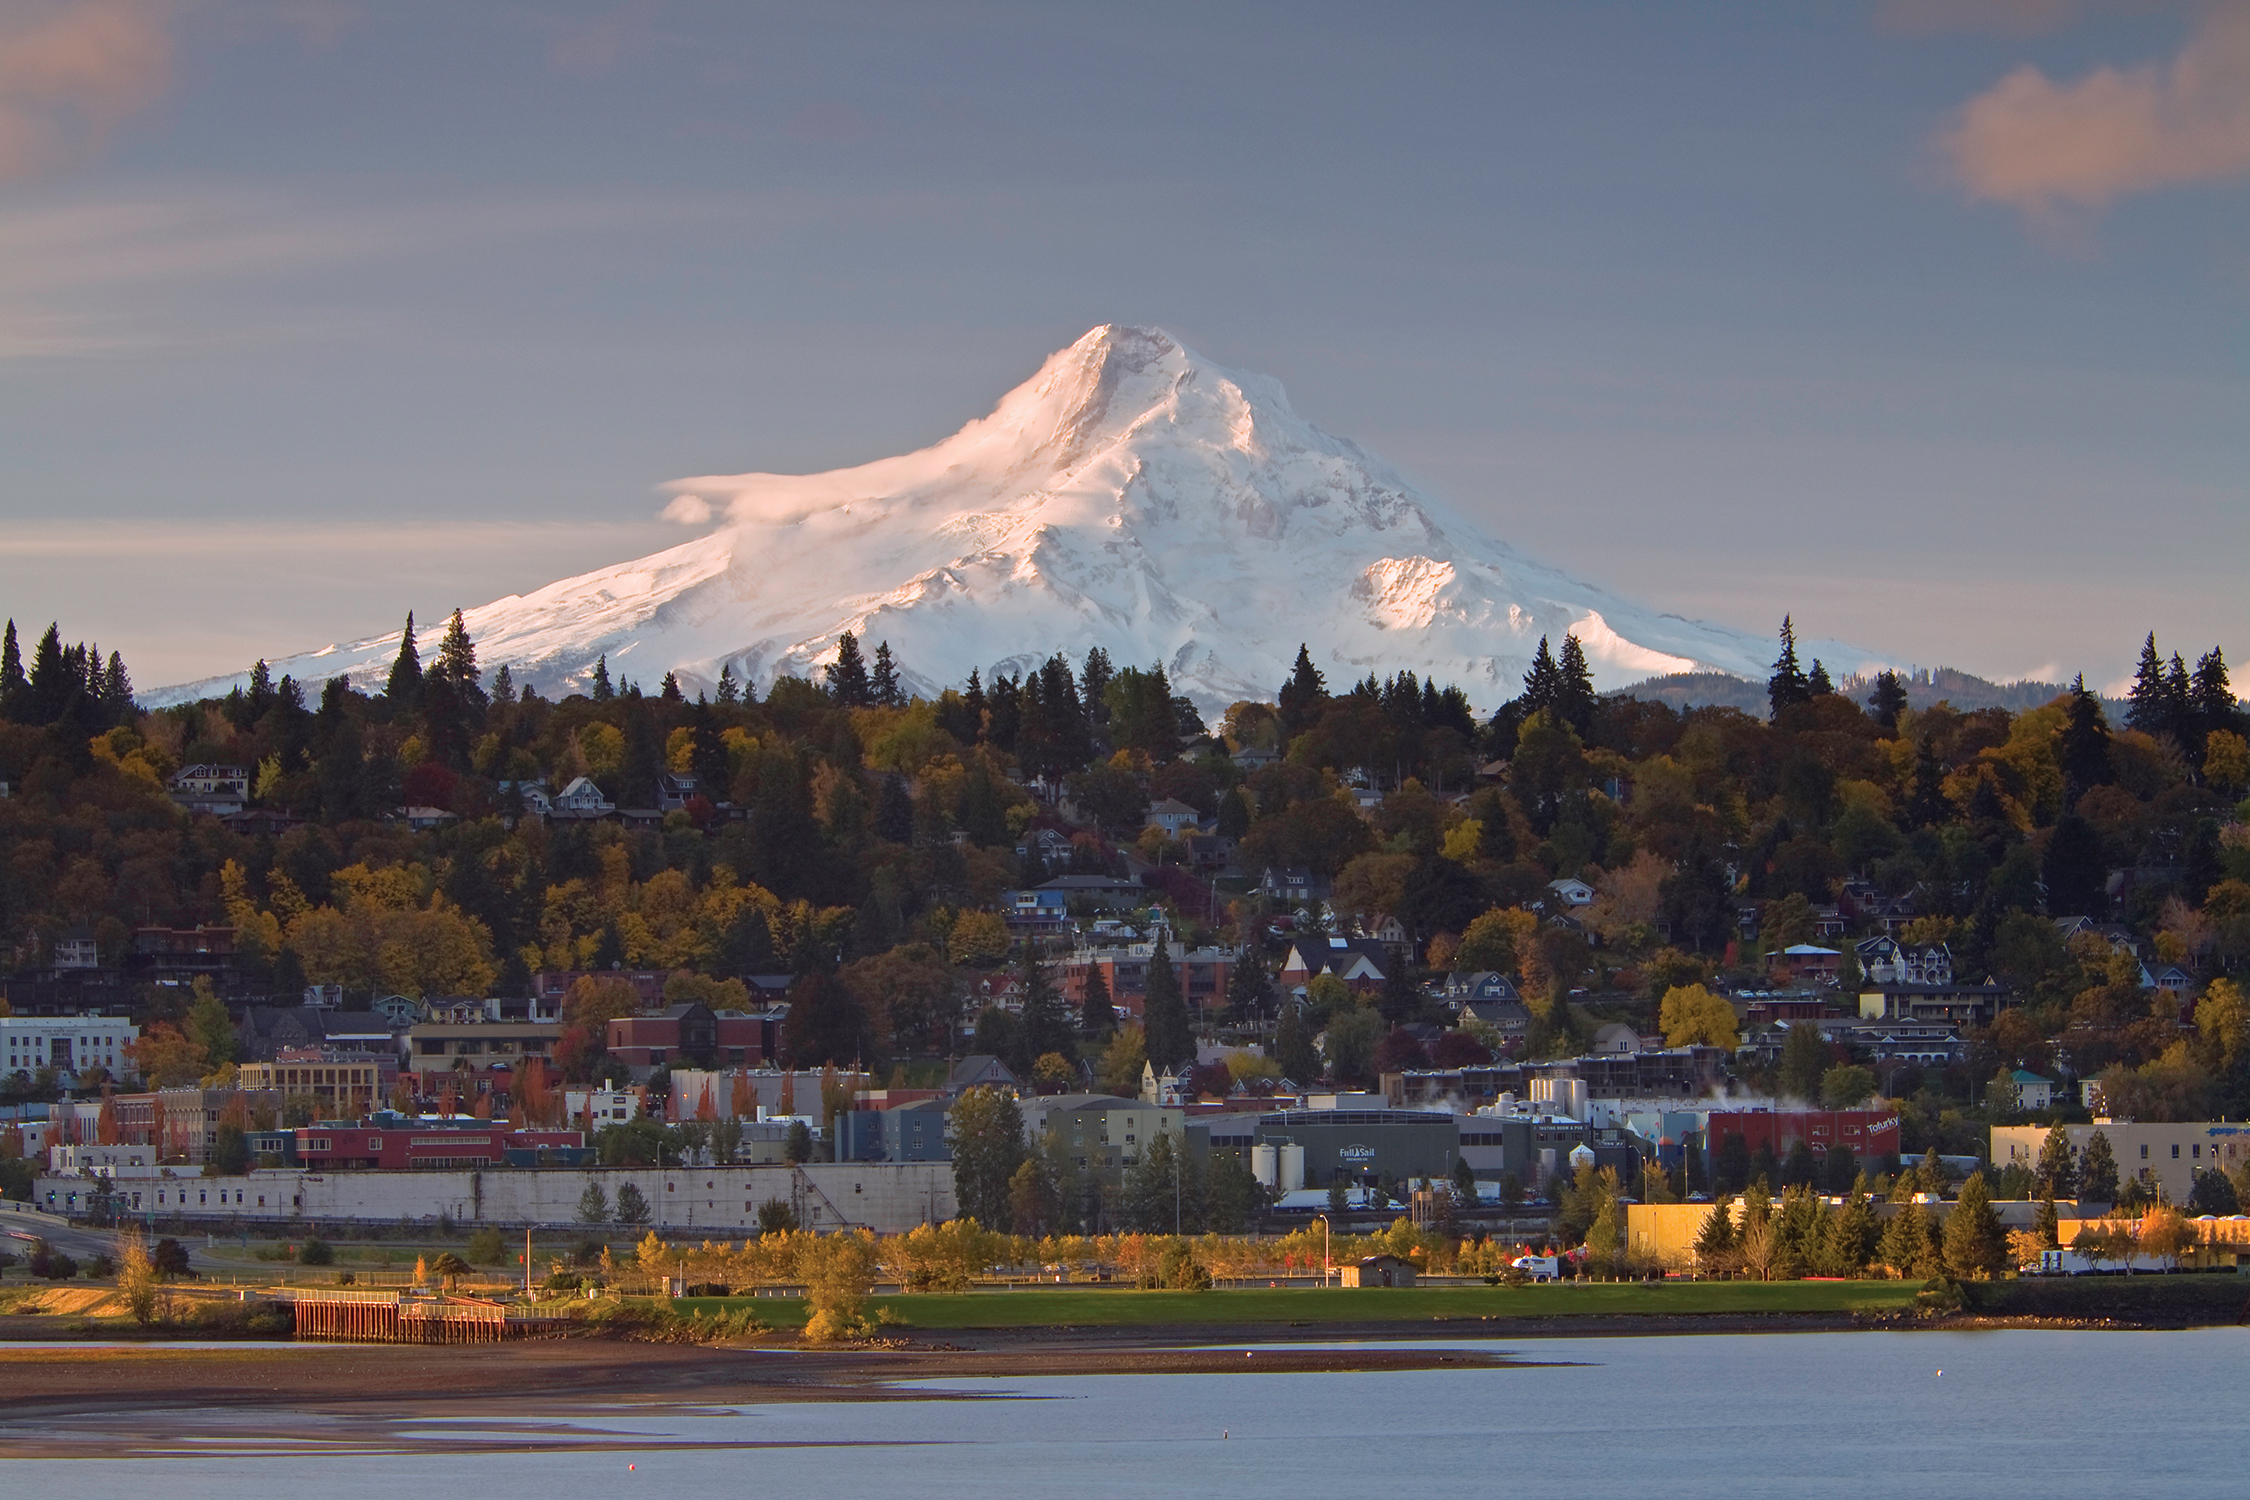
[1941,7,2250,212]
[0,0,173,181]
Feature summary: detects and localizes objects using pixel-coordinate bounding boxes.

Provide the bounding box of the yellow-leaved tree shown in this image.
[1659,983,1738,1050]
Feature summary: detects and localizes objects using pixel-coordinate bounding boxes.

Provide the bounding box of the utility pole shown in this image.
[523,1224,532,1298]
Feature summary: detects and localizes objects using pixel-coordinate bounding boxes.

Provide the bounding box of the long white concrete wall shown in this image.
[37,1162,957,1236]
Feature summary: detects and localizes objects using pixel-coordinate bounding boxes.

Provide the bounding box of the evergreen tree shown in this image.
[99,650,132,724]
[2078,1129,2119,1203]
[1906,737,1948,828]
[2126,631,2168,735]
[1277,644,1328,736]
[1555,634,1596,733]
[1079,964,1114,1037]
[1693,1196,1738,1268]
[2034,1122,2078,1199]
[2042,814,2107,919]
[1807,659,1834,697]
[871,640,903,708]
[27,623,67,724]
[1141,929,1192,1071]
[1225,952,1272,1023]
[1866,668,1908,732]
[715,663,740,706]
[1941,1170,2006,1280]
[1215,786,1251,840]
[1520,636,1562,714]
[1878,1197,1935,1278]
[1080,646,1114,730]
[0,620,23,719]
[688,696,731,795]
[961,668,988,742]
[1767,615,1811,717]
[1018,948,1074,1065]
[873,773,915,844]
[826,631,872,706]
[2191,648,2237,751]
[590,655,614,702]
[385,613,422,706]
[658,671,683,702]
[1821,1177,1879,1276]
[1273,996,1319,1083]
[2058,675,2113,807]
[432,608,485,709]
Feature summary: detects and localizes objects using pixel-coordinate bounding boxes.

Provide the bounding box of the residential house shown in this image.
[947,1054,1021,1095]
[655,771,710,811]
[1144,797,1203,836]
[1258,867,1331,907]
[169,764,249,816]
[1856,936,1953,986]
[1590,1023,1644,1055]
[1775,945,1842,984]
[1014,827,1075,865]
[1546,877,1595,909]
[1230,744,1281,773]
[1279,936,1390,995]
[393,805,458,832]
[550,776,615,818]
[2006,1070,2055,1112]
[496,780,553,816]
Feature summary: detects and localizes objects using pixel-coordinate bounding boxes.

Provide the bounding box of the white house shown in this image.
[553,776,614,815]
[1547,877,1595,908]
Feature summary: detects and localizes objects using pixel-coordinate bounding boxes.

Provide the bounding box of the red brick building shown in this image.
[1060,944,1236,1021]
[1704,1108,1900,1166]
[292,1122,585,1171]
[606,1003,776,1074]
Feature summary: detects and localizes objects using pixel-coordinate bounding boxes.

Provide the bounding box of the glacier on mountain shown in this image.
[151,325,1875,714]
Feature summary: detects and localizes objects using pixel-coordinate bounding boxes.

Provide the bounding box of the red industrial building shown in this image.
[1704,1108,1900,1165]
[292,1122,585,1171]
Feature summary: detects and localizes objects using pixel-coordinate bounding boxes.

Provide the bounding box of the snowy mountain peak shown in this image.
[151,325,1877,713]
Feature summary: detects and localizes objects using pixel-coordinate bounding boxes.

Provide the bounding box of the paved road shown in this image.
[0,1200,125,1263]
[0,1200,243,1273]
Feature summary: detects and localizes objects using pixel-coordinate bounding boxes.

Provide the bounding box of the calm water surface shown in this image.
[16,1329,2246,1497]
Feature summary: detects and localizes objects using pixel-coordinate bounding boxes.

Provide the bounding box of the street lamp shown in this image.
[1313,1212,1332,1286]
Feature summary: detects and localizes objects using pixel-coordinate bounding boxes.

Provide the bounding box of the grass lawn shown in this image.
[673,1279,1922,1331]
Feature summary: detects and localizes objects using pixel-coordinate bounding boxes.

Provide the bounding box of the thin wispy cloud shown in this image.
[0,0,174,181]
[0,186,780,359]
[1940,6,2250,214]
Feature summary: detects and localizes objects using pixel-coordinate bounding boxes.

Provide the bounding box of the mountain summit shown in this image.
[156,325,1869,711]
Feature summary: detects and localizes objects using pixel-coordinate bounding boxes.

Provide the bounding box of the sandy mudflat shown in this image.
[0,1338,1531,1457]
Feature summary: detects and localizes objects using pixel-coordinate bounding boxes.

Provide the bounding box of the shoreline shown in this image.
[0,1303,2238,1426]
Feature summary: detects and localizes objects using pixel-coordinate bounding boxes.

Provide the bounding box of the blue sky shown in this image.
[0,0,2242,691]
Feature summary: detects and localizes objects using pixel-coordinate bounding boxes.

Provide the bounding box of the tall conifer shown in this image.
[385,613,422,706]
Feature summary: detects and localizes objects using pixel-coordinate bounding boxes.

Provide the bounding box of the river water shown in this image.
[14,1330,2246,1496]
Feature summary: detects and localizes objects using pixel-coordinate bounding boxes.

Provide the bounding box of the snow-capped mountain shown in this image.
[152,325,1876,714]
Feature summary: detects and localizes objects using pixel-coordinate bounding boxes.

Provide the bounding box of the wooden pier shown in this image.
[285,1288,568,1343]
